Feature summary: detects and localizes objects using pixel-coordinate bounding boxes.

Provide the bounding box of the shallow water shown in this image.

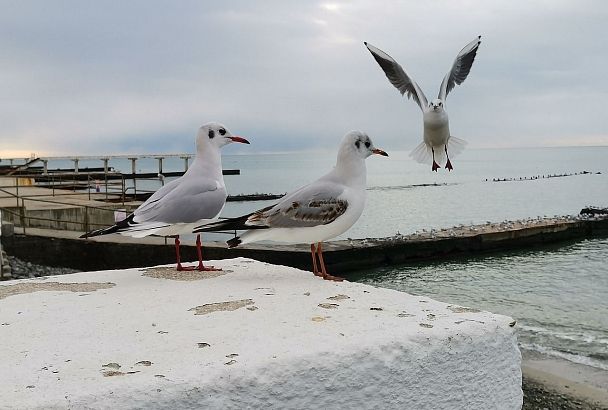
[353,238,608,370]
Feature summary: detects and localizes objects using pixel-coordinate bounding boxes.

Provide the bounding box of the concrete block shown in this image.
[1,222,14,237]
[0,258,522,409]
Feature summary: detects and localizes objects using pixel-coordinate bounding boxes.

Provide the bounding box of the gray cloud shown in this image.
[1,0,607,156]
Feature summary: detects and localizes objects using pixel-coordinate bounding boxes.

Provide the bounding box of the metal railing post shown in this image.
[20,197,26,235]
[15,177,19,207]
[83,206,89,233]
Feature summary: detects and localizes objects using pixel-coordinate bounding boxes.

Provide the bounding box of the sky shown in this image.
[1,0,607,157]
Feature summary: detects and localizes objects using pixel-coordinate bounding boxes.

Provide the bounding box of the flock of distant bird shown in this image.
[82,37,482,281]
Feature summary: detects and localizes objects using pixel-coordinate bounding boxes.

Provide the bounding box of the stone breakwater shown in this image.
[2,212,607,276]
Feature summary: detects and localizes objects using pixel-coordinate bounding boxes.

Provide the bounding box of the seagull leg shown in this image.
[195,234,221,271]
[310,244,322,277]
[316,242,344,282]
[431,147,440,172]
[444,145,453,171]
[175,236,192,271]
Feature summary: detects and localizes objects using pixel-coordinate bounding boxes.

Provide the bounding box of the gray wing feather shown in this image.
[246,182,347,228]
[365,42,428,111]
[438,36,481,100]
[134,177,227,224]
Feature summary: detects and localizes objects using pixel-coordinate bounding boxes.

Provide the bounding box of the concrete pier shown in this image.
[0,258,522,409]
[2,214,607,275]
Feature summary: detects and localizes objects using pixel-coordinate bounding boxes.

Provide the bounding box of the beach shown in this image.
[523,352,608,409]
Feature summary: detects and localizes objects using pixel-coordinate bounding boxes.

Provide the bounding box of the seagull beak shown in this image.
[372,148,388,157]
[229,136,250,144]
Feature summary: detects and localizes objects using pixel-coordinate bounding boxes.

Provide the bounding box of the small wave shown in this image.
[520,343,608,371]
[518,323,607,345]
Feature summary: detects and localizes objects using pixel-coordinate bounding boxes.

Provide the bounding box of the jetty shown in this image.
[1,211,607,278]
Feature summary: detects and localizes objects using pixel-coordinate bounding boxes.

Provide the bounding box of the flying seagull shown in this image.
[80,122,250,271]
[365,36,481,171]
[193,131,388,281]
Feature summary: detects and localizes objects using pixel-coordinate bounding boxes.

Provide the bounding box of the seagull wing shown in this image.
[248,181,348,228]
[134,176,227,224]
[195,181,348,233]
[438,36,481,101]
[364,42,428,111]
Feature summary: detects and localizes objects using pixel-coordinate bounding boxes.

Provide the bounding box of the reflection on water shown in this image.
[353,238,608,370]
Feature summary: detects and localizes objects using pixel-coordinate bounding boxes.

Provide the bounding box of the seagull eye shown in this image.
[219,128,226,136]
[364,141,371,148]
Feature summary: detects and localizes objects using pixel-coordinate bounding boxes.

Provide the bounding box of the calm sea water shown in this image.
[12,146,608,369]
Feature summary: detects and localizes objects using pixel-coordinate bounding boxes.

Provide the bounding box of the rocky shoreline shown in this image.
[523,377,606,410]
[4,256,80,280]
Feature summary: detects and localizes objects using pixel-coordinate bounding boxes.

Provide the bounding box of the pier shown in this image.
[1,213,606,277]
[0,154,241,201]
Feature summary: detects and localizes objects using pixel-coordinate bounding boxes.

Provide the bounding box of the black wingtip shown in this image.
[227,237,242,248]
[363,41,368,46]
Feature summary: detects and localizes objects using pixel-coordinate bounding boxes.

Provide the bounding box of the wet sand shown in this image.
[522,351,608,409]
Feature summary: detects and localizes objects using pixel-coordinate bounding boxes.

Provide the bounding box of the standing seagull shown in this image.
[364,36,481,171]
[193,131,388,281]
[80,122,250,271]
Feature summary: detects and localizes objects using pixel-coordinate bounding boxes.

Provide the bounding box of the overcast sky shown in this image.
[1,1,607,157]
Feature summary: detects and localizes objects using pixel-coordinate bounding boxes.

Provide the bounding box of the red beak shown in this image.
[372,148,388,157]
[229,136,250,144]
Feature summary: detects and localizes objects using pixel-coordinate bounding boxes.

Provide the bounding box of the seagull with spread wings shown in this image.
[365,36,481,171]
[193,131,388,281]
[80,122,250,271]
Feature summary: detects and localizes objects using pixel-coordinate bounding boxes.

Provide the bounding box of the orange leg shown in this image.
[316,242,344,282]
[310,244,323,277]
[195,234,221,272]
[175,236,191,271]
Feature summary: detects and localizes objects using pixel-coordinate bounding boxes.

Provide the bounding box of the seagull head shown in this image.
[196,122,250,152]
[338,131,388,162]
[429,99,445,112]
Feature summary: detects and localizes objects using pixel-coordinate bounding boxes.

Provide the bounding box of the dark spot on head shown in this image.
[219,128,226,136]
[355,140,360,149]
[208,130,215,139]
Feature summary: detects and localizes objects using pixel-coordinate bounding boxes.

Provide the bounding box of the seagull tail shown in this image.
[79,214,135,238]
[447,136,467,157]
[192,213,254,233]
[227,236,242,248]
[410,141,432,164]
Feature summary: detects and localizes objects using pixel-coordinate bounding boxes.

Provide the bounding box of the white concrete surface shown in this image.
[0,258,522,409]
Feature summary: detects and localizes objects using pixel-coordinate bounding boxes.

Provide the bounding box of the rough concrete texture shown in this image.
[0,258,522,409]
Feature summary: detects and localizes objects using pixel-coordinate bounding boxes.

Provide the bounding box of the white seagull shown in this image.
[80,122,250,271]
[364,36,481,171]
[193,131,388,281]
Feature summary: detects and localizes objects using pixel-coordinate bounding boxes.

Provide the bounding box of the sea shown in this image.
[12,146,608,370]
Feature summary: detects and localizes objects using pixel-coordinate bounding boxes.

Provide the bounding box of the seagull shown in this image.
[80,122,250,271]
[364,36,481,171]
[193,131,388,281]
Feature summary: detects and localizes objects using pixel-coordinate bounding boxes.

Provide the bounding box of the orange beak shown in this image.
[372,148,388,157]
[229,136,250,144]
